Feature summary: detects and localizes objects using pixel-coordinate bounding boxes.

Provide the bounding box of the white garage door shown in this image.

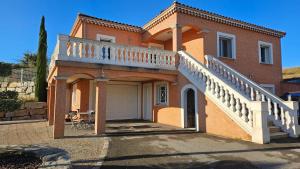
[106,84,139,120]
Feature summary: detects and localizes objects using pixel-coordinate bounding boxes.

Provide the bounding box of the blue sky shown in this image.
[0,0,299,68]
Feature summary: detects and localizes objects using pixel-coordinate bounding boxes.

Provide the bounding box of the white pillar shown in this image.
[284,101,300,138]
[251,101,270,144]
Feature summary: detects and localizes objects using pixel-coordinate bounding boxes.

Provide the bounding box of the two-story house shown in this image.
[47,2,300,144]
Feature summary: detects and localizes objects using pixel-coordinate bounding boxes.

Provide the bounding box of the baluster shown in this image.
[81,43,86,58]
[227,72,231,82]
[125,48,129,64]
[256,90,261,101]
[207,78,211,91]
[267,98,272,116]
[248,110,253,126]
[261,94,266,102]
[75,41,80,57]
[220,86,225,102]
[245,84,250,97]
[235,77,240,89]
[230,94,236,112]
[85,43,90,58]
[120,48,124,63]
[274,102,279,120]
[280,107,285,126]
[231,74,235,85]
[87,43,93,58]
[110,46,115,62]
[235,98,241,114]
[225,90,230,107]
[250,87,255,101]
[241,103,247,121]
[240,81,245,92]
[211,79,215,94]
[69,41,74,57]
[215,83,220,98]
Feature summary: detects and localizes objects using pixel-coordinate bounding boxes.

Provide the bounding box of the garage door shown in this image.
[106,84,139,120]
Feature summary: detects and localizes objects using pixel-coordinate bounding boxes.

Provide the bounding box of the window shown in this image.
[155,83,168,105]
[258,41,273,64]
[260,84,275,94]
[217,32,236,59]
[96,34,116,59]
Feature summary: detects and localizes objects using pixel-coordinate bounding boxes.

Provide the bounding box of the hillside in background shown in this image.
[283,67,300,79]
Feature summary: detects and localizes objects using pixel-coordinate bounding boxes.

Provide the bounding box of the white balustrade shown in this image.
[205,55,299,136]
[178,51,254,134]
[49,35,176,72]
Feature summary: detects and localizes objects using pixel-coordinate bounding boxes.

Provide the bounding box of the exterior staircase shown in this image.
[178,51,300,144]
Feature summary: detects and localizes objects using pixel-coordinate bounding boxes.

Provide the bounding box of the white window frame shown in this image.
[154,81,169,106]
[260,84,275,94]
[258,41,273,64]
[96,34,116,43]
[217,32,236,59]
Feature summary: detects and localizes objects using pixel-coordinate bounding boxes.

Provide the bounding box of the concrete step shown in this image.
[270,132,288,140]
[269,126,281,133]
[268,121,275,127]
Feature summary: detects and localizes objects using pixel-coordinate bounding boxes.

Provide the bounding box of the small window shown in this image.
[258,41,273,64]
[156,83,168,105]
[217,32,236,59]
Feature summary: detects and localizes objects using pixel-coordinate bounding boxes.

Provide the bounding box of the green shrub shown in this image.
[0,62,12,77]
[0,99,22,112]
[0,91,22,112]
[0,91,18,100]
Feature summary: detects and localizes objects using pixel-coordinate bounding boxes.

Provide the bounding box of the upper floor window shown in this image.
[217,32,236,59]
[155,82,168,105]
[258,41,273,64]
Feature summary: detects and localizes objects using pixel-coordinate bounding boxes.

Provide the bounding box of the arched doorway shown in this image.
[181,84,199,131]
[186,89,195,128]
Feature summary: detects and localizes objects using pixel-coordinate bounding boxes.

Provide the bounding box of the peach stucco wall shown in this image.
[84,23,142,46]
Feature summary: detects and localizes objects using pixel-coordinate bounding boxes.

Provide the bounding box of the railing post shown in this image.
[57,35,69,60]
[251,101,270,144]
[284,101,300,137]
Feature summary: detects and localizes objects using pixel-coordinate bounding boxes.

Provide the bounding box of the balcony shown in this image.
[49,35,177,73]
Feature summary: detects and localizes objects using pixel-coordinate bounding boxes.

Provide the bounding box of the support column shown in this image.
[284,101,300,137]
[48,84,55,126]
[95,79,108,135]
[172,24,182,52]
[53,76,67,139]
[251,101,270,144]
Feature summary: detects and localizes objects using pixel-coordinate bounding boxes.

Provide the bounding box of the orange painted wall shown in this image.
[84,23,142,46]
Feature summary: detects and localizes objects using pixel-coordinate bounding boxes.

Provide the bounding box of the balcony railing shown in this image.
[49,35,176,72]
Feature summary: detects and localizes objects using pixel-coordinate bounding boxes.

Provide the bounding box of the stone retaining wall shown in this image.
[0,102,47,121]
[0,81,35,100]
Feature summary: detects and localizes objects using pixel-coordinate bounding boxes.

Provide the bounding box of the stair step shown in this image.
[270,132,288,139]
[269,126,281,133]
[268,121,275,127]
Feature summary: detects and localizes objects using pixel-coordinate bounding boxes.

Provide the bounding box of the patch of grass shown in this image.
[283,67,300,79]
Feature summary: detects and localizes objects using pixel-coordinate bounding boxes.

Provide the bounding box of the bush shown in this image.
[0,91,22,112]
[0,62,12,77]
[0,91,18,100]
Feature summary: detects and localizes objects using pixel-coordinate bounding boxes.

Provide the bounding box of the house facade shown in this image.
[47,2,300,144]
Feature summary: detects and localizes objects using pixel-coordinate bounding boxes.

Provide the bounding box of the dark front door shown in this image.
[187,89,195,128]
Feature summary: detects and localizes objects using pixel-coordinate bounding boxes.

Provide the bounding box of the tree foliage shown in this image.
[35,16,48,102]
[0,62,12,77]
[20,52,37,67]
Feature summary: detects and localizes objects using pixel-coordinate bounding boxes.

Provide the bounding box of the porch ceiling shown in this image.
[109,77,154,82]
[154,26,191,41]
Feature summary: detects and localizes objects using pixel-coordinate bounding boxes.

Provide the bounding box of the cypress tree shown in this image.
[35,16,47,102]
